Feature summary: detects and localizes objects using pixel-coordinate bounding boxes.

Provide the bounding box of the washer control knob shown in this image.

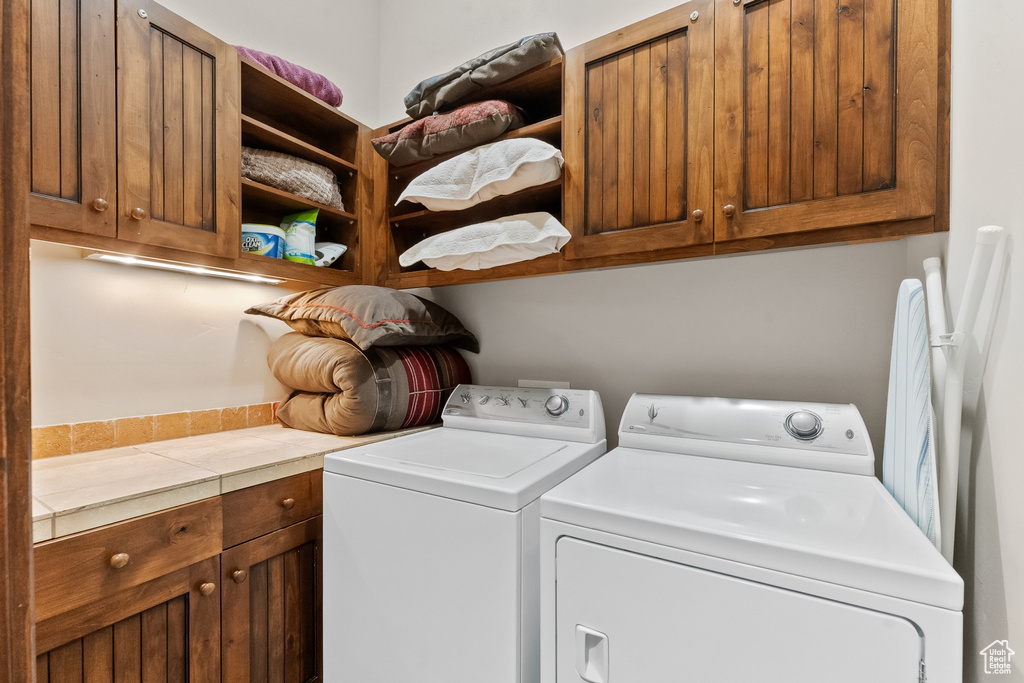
[785,410,823,440]
[545,395,570,417]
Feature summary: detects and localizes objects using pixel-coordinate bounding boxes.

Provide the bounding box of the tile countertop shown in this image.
[32,424,434,543]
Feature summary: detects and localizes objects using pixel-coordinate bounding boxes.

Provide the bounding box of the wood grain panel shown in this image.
[267,555,285,680]
[83,627,114,683]
[222,469,322,548]
[148,27,165,221]
[201,54,215,231]
[648,38,668,224]
[58,0,79,200]
[30,0,61,196]
[165,596,187,683]
[249,561,269,681]
[863,0,896,190]
[632,43,651,226]
[600,56,618,231]
[767,0,792,206]
[615,51,634,229]
[743,2,769,209]
[161,33,184,225]
[182,46,204,229]
[283,547,304,682]
[140,603,167,682]
[813,0,839,198]
[49,639,83,683]
[113,614,142,683]
[837,0,865,195]
[585,63,604,232]
[665,30,687,223]
[789,0,815,202]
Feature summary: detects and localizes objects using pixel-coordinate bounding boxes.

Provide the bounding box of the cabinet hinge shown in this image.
[919,660,927,683]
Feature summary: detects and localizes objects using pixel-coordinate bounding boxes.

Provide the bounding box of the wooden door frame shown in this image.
[0,0,35,679]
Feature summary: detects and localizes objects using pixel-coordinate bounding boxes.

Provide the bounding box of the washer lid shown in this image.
[540,447,963,611]
[325,428,606,512]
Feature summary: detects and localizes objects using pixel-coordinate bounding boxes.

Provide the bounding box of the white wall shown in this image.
[942,0,1024,679]
[30,241,294,425]
[159,0,381,126]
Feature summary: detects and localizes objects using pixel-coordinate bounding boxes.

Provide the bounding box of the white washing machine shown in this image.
[539,394,963,683]
[323,384,606,683]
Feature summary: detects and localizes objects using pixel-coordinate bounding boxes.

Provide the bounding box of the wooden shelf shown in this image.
[240,58,359,162]
[241,115,357,177]
[235,252,359,286]
[390,180,562,232]
[388,116,563,181]
[241,179,356,222]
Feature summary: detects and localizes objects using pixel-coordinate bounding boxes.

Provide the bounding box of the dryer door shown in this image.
[556,538,923,683]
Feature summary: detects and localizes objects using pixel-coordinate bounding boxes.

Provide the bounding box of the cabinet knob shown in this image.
[691,209,704,222]
[281,498,296,510]
[199,582,216,597]
[109,553,130,570]
[722,204,736,218]
[130,207,147,221]
[232,569,248,584]
[91,198,109,212]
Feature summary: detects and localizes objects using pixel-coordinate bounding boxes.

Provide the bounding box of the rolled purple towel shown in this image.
[236,46,343,108]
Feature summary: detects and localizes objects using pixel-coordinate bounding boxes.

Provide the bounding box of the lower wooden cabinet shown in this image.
[33,472,324,682]
[222,516,322,682]
[35,555,222,682]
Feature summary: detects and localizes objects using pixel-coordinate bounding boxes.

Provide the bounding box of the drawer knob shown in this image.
[232,569,248,584]
[281,498,296,510]
[199,582,216,597]
[91,198,109,212]
[722,204,736,218]
[691,209,704,222]
[130,207,147,221]
[109,553,130,570]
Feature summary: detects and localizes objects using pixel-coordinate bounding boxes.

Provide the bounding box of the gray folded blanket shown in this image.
[241,146,345,211]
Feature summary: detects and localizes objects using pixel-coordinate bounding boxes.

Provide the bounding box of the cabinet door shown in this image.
[35,556,221,682]
[117,0,240,256]
[29,0,117,236]
[221,517,322,682]
[563,1,714,260]
[714,0,939,243]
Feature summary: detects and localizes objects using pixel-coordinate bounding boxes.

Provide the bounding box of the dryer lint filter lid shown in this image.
[358,429,566,479]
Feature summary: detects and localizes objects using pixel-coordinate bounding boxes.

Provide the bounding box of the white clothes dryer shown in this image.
[539,394,963,683]
[324,384,606,683]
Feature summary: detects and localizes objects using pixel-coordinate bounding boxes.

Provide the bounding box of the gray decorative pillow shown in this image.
[404,33,564,119]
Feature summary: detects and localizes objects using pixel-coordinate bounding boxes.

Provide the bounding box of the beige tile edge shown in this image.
[32,402,281,459]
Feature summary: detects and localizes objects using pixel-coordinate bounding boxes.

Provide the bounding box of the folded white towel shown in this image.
[396,138,563,212]
[399,212,570,271]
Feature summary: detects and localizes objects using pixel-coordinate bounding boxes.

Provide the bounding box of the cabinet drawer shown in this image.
[34,497,222,622]
[222,469,322,548]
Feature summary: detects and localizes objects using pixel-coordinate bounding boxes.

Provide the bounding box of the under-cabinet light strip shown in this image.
[85,253,284,285]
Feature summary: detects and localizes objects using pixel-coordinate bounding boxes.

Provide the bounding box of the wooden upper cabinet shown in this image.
[714,0,939,243]
[564,1,715,260]
[29,0,117,237]
[117,0,240,257]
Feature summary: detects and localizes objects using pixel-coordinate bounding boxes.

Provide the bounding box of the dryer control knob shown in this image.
[785,410,823,440]
[545,395,570,417]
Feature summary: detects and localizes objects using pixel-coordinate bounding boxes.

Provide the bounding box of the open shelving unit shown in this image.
[237,57,366,286]
[374,56,567,288]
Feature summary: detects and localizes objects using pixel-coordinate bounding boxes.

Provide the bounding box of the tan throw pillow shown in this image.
[396,138,563,212]
[245,285,479,352]
[372,100,525,167]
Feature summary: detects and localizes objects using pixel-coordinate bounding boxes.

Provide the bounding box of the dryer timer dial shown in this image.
[785,410,823,440]
[545,395,570,417]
